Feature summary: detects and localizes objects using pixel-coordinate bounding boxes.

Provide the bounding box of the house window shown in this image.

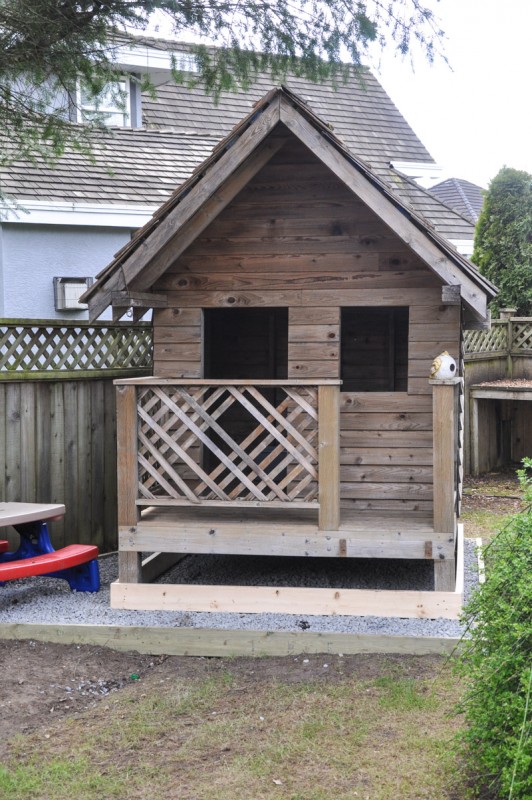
[78,78,131,127]
[53,277,93,311]
[341,307,409,392]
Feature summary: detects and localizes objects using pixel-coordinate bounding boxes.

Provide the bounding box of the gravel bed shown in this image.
[0,539,481,638]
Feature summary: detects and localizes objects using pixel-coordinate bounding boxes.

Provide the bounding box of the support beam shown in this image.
[141,552,187,583]
[431,378,460,591]
[318,384,340,531]
[434,559,456,592]
[470,394,480,477]
[111,291,168,308]
[116,384,140,583]
[431,378,460,534]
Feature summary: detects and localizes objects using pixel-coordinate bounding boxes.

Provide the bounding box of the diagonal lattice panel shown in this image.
[0,321,152,374]
[464,323,508,355]
[140,387,275,501]
[139,386,235,495]
[512,323,532,353]
[136,383,319,505]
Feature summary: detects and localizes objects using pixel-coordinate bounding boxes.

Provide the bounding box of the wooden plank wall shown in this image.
[152,137,462,517]
[512,402,532,463]
[0,379,117,550]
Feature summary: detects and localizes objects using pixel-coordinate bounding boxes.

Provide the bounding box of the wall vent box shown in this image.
[53,277,93,310]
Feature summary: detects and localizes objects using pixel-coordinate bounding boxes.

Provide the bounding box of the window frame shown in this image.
[77,76,131,127]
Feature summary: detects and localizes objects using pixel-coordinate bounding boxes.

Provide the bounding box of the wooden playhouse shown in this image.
[84,88,497,618]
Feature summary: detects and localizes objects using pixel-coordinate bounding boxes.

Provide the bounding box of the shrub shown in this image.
[455,459,532,799]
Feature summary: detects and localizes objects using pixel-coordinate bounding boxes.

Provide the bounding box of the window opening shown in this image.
[341,307,408,391]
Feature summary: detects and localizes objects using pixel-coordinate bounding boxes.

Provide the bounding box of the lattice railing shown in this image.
[464,322,507,356]
[0,319,152,378]
[135,382,320,506]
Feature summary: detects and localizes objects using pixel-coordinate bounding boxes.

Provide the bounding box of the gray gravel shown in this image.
[0,539,481,638]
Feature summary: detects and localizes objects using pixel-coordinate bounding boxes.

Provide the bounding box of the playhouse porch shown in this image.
[113,376,461,612]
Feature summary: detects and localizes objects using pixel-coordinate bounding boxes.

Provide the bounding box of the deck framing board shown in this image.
[0,624,461,656]
[120,517,454,560]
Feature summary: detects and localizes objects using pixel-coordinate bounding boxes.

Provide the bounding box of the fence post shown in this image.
[430,377,461,591]
[318,383,340,531]
[116,382,141,583]
[499,308,517,378]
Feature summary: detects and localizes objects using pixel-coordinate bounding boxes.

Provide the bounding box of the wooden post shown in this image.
[499,308,516,379]
[318,384,340,531]
[470,393,480,477]
[116,383,141,583]
[431,377,460,591]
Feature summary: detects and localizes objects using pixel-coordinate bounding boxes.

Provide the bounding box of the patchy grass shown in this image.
[2,660,466,800]
[460,507,515,540]
[461,470,526,541]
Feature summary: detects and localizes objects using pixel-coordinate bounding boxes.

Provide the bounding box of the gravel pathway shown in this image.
[0,539,480,638]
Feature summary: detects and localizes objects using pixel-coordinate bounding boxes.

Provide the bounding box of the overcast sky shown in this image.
[144,1,532,189]
[369,0,532,188]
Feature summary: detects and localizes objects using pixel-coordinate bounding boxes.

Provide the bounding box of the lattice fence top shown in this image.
[136,383,319,506]
[511,322,532,353]
[0,320,153,378]
[464,323,507,356]
[465,317,532,358]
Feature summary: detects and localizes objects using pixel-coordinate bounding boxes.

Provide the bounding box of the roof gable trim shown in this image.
[86,92,283,320]
[278,95,488,318]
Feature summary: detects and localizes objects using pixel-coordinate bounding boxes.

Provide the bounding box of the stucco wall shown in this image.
[0,223,132,319]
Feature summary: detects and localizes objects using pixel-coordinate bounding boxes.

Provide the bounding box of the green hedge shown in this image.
[455,459,532,798]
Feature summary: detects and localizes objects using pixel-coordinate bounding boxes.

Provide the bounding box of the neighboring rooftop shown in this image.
[429,177,485,223]
[0,41,476,244]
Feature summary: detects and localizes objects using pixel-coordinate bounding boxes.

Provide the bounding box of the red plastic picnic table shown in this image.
[0,502,100,592]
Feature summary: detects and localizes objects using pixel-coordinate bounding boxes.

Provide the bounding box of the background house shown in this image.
[0,37,477,319]
[429,177,485,225]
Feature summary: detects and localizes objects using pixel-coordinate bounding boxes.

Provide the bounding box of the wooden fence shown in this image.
[0,320,152,550]
[465,313,532,371]
[463,312,532,474]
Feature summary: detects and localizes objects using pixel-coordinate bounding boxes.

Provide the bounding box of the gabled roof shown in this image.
[429,178,485,223]
[83,86,497,322]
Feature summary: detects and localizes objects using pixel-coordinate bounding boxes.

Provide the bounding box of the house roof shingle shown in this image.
[0,46,475,244]
[429,177,485,223]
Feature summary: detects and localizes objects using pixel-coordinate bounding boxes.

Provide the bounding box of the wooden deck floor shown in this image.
[119,506,454,561]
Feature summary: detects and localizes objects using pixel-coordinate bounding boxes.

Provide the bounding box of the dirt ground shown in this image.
[0,471,525,754]
[0,640,444,752]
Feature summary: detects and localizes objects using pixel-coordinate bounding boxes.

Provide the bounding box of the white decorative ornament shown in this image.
[430,351,457,380]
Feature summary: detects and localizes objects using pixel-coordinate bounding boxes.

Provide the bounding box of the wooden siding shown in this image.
[152,138,462,514]
[0,379,117,550]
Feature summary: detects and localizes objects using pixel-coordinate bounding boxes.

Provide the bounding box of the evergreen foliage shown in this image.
[472,167,532,316]
[455,459,532,799]
[0,0,445,165]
